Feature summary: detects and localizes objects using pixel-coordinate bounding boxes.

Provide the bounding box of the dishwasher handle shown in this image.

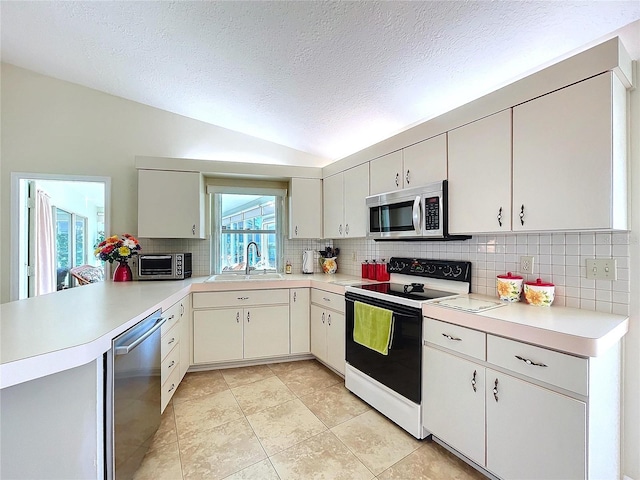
[115,317,167,355]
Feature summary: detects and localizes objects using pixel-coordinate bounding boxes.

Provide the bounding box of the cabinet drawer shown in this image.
[311,289,345,313]
[487,335,588,396]
[161,363,181,413]
[424,318,486,361]
[193,289,289,308]
[161,324,180,360]
[161,343,180,385]
[161,301,182,335]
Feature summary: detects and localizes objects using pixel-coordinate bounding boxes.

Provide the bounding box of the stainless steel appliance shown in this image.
[134,253,192,280]
[109,310,166,480]
[344,257,471,438]
[366,180,470,241]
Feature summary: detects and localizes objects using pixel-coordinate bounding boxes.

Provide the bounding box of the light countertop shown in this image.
[0,273,360,389]
[423,293,629,357]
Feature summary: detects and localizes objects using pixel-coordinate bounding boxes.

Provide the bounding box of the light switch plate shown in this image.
[586,258,617,280]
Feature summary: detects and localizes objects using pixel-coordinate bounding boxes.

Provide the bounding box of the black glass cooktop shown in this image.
[353,282,455,301]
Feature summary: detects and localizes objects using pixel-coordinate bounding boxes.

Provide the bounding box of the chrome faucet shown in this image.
[245,241,261,275]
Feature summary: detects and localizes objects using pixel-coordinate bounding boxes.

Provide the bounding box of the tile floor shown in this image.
[134,360,488,480]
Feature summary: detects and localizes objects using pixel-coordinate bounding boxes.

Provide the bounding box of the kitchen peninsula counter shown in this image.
[0,273,360,389]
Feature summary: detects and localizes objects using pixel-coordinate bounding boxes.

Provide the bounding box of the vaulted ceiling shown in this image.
[1,1,639,165]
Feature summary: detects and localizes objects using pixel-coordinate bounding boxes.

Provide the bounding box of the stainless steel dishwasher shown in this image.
[108,309,165,480]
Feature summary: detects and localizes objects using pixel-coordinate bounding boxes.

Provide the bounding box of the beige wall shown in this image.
[0,64,327,303]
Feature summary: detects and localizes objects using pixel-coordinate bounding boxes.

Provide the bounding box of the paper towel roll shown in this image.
[302,250,314,274]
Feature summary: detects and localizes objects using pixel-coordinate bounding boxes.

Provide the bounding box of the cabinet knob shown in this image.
[395,172,399,187]
[493,378,499,402]
[406,169,410,185]
[497,207,503,227]
[471,370,477,392]
[519,205,525,226]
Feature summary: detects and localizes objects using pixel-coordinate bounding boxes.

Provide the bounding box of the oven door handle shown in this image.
[412,196,421,234]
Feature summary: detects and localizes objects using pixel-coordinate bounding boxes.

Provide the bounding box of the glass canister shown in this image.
[376,259,390,281]
[367,260,377,280]
[361,260,369,279]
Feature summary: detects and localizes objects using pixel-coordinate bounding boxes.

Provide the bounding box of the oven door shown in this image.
[345,292,423,404]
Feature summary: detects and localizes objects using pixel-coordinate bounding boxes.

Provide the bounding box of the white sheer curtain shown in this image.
[35,189,56,295]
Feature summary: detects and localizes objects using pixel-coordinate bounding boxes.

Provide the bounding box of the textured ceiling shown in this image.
[1,1,639,165]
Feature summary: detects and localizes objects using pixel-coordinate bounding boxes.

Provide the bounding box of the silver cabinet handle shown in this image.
[293,291,297,302]
[237,297,249,300]
[405,169,410,185]
[236,312,240,323]
[471,370,477,392]
[295,225,298,236]
[497,207,503,227]
[247,311,250,323]
[323,297,331,302]
[519,205,525,226]
[395,172,399,187]
[168,383,176,393]
[180,303,184,316]
[442,333,462,341]
[168,360,175,369]
[345,223,349,235]
[322,312,325,324]
[192,224,196,235]
[339,224,343,235]
[328,313,332,326]
[515,355,548,368]
[168,314,175,321]
[167,337,175,345]
[493,378,499,402]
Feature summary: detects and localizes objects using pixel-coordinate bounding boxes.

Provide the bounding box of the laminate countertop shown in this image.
[0,273,359,389]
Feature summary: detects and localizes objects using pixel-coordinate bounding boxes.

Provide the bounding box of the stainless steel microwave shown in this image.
[135,253,192,280]
[366,180,470,241]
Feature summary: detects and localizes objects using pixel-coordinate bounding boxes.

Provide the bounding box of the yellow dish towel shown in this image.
[353,301,394,355]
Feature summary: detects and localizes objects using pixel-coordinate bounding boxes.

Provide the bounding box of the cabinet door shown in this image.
[323,173,345,238]
[403,134,447,188]
[179,295,191,380]
[369,151,403,195]
[290,289,310,354]
[192,309,243,363]
[448,110,512,234]
[326,310,345,375]
[137,170,205,238]
[423,347,485,466]
[310,305,328,363]
[486,369,586,480]
[343,163,370,238]
[289,178,322,239]
[243,305,290,359]
[513,72,622,231]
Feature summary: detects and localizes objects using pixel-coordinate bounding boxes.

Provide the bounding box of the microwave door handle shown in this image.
[412,196,421,233]
[142,255,172,259]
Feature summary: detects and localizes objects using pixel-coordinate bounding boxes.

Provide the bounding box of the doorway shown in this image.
[11,173,110,300]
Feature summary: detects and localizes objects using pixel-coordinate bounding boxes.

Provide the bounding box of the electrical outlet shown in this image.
[586,258,617,280]
[520,256,534,274]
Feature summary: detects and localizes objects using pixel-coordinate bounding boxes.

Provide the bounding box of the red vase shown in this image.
[113,260,133,282]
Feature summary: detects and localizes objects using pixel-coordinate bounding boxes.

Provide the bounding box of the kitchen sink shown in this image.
[206,273,285,282]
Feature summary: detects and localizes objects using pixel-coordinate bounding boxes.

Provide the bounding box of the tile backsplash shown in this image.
[141,232,630,316]
[334,232,630,316]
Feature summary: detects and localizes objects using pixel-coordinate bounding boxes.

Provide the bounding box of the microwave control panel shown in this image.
[424,196,440,230]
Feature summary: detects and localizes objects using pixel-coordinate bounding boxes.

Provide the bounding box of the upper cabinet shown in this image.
[289,178,322,239]
[369,134,447,195]
[512,72,627,232]
[138,170,205,239]
[448,110,512,234]
[323,163,369,239]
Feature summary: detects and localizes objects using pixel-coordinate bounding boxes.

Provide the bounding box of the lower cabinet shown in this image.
[192,290,290,364]
[310,289,345,375]
[161,294,190,412]
[290,288,311,354]
[423,317,617,480]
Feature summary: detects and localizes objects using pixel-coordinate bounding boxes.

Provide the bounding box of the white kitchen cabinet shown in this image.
[290,288,310,354]
[512,71,627,231]
[178,294,192,380]
[423,317,622,480]
[369,135,447,195]
[137,169,205,239]
[323,163,369,239]
[423,347,486,466]
[486,369,586,480]
[310,289,345,375]
[160,295,190,412]
[448,109,512,234]
[192,290,290,364]
[289,178,322,239]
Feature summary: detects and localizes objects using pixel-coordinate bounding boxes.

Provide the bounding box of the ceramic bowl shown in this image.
[496,272,523,302]
[524,279,555,306]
